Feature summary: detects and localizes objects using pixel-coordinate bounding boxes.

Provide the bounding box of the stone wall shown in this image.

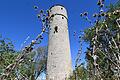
[47,5,72,80]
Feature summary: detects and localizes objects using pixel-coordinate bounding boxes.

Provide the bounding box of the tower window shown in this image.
[54,26,58,33]
[51,14,54,17]
[62,17,64,19]
[61,7,63,10]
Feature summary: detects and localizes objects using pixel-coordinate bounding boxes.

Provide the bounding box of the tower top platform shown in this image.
[48,4,68,19]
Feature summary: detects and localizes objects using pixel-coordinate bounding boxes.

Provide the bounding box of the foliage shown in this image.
[0,35,47,80]
[0,35,18,79]
[68,65,88,80]
[83,1,120,80]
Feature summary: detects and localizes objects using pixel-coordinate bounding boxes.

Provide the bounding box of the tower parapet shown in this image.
[48,4,68,19]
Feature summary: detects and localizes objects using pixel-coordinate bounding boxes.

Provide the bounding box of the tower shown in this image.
[47,4,72,80]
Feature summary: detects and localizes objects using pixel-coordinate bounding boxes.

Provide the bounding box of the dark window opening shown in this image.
[62,17,64,19]
[61,7,63,10]
[51,14,54,17]
[54,26,58,33]
[51,53,52,55]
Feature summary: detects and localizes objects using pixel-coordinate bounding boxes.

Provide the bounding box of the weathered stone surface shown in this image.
[47,5,72,80]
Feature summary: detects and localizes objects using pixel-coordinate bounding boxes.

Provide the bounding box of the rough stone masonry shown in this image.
[46,4,72,80]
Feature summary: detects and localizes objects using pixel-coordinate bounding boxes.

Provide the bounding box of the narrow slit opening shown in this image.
[54,26,58,33]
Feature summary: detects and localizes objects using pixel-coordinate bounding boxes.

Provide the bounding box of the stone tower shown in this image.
[47,4,72,80]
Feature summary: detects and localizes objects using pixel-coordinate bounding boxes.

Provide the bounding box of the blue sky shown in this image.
[0,0,118,68]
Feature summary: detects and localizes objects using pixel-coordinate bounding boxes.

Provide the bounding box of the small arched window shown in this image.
[61,7,63,10]
[54,26,58,33]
